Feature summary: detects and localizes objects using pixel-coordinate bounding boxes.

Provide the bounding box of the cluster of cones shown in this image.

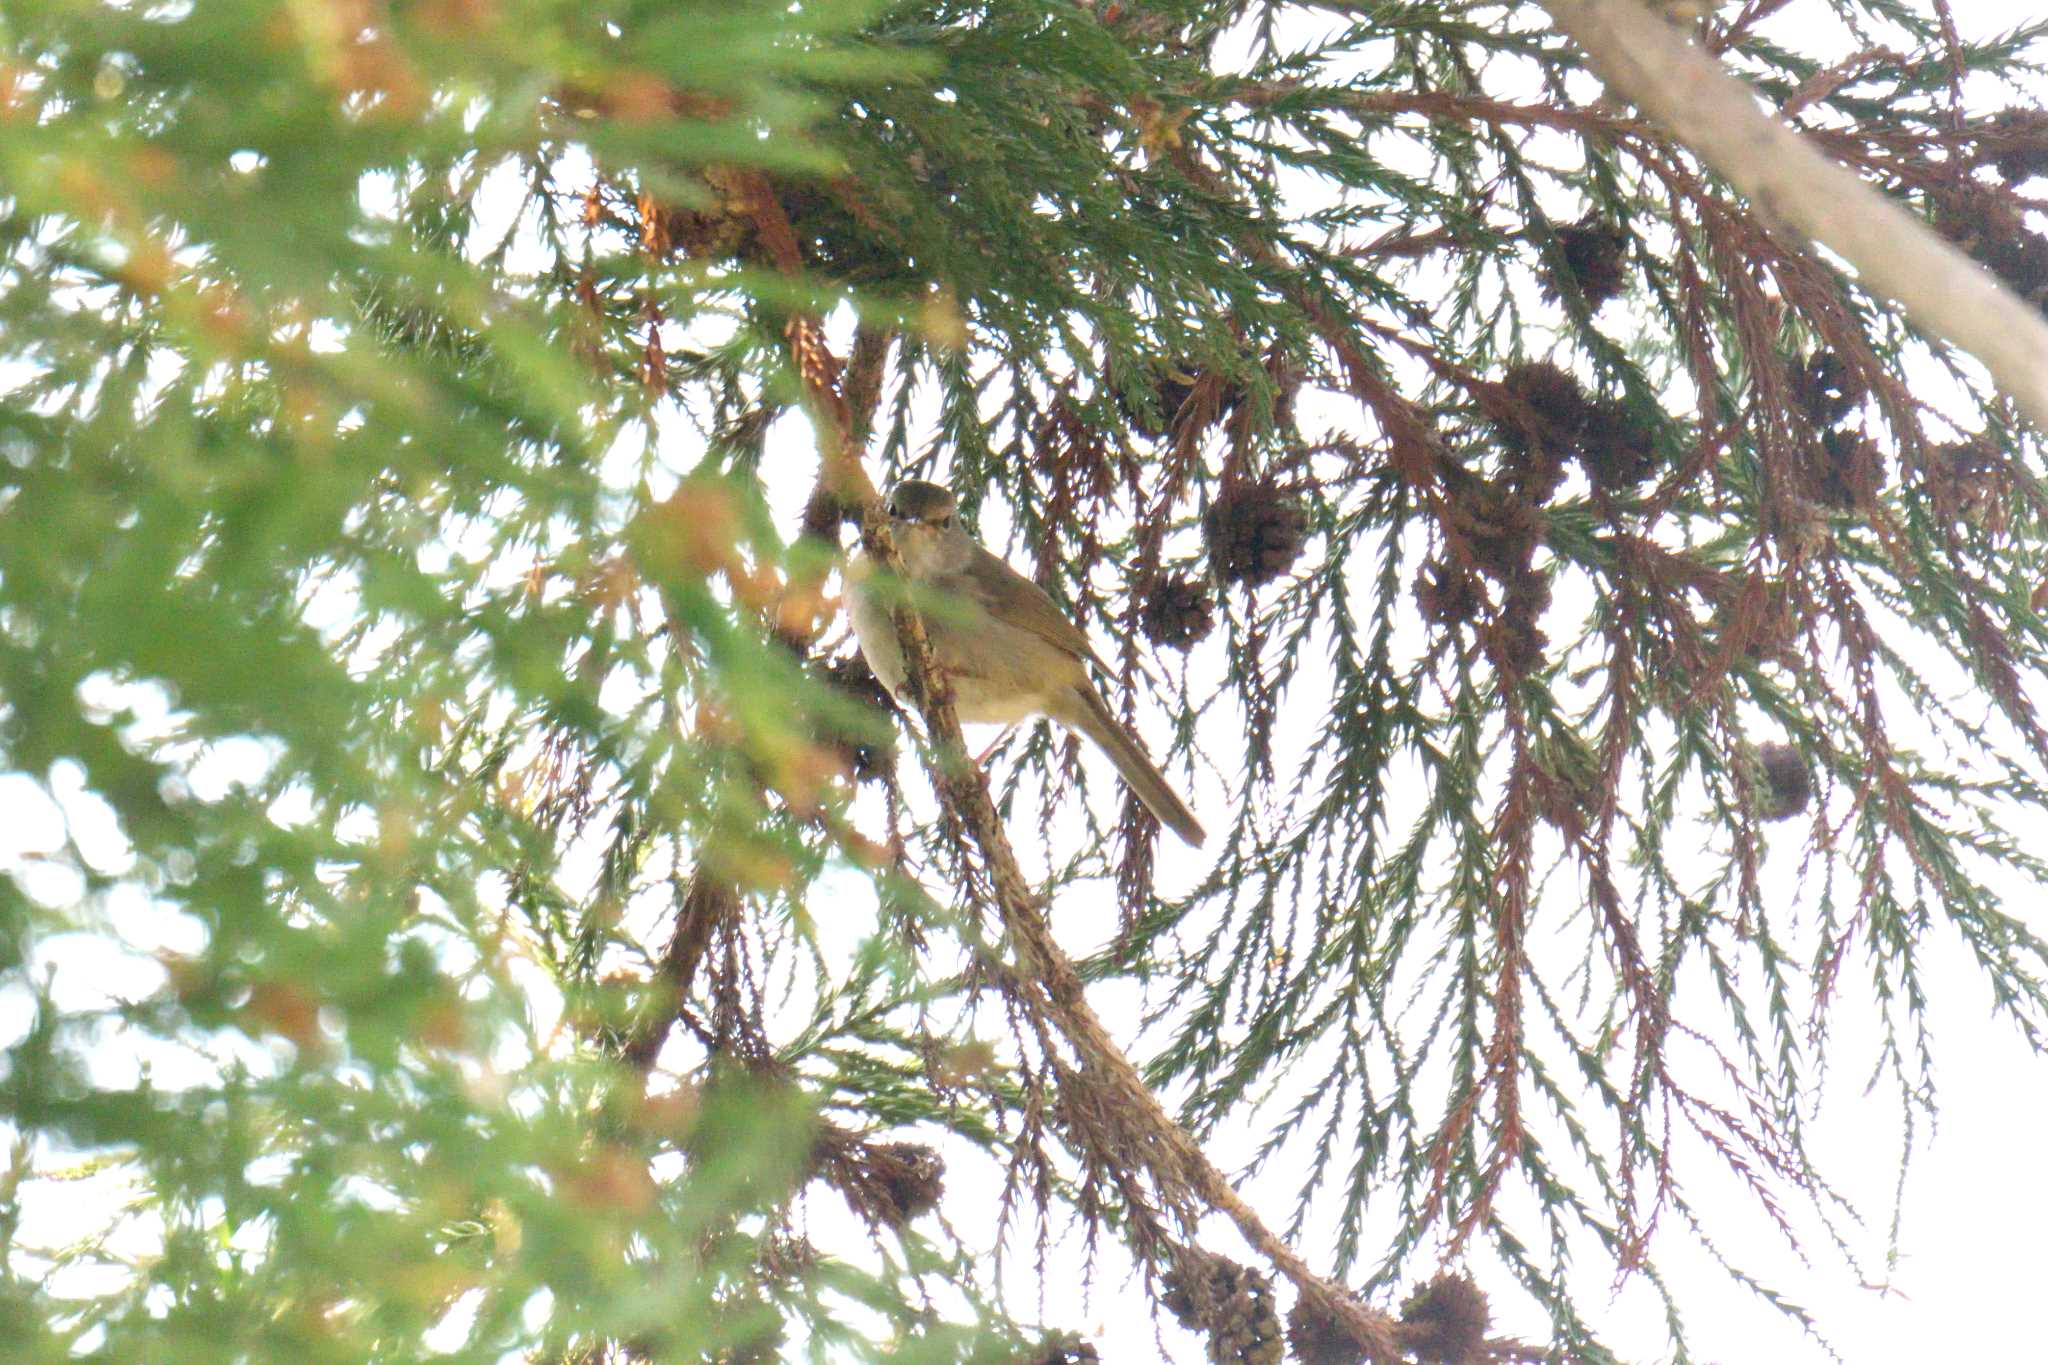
[1160,1246,1495,1365]
[1138,481,1312,652]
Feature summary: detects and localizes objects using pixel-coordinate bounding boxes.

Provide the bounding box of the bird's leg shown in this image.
[974,725,1018,766]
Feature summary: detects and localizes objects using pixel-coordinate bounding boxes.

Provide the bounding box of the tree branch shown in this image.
[622,873,735,1071]
[734,173,1405,1356]
[1539,0,2048,431]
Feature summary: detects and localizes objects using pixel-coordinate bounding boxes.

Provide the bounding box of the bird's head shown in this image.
[885,480,960,531]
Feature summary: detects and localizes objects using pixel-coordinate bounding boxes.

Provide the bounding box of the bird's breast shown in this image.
[847,553,1076,726]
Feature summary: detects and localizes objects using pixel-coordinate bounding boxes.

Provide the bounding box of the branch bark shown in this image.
[1539,0,2048,431]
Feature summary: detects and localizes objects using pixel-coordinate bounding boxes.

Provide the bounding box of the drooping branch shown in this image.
[731,172,1418,1358]
[1539,0,2048,431]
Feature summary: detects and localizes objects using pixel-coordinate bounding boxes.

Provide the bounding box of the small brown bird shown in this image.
[847,480,1206,846]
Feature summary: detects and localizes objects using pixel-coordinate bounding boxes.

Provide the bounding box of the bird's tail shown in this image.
[1058,684,1206,847]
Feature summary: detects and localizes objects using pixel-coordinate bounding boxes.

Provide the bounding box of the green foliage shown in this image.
[4,0,2048,1361]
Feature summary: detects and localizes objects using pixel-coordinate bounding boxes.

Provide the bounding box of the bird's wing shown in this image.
[928,544,1108,673]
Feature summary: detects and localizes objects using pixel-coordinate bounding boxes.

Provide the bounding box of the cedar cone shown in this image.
[1982,107,2048,185]
[1500,618,1547,676]
[869,1141,945,1225]
[820,652,898,783]
[1932,178,2026,244]
[1284,1294,1369,1365]
[1817,428,1886,510]
[1398,1273,1490,1365]
[1577,396,1658,490]
[1161,1250,1287,1365]
[1924,434,2002,525]
[1757,742,1811,821]
[1544,219,1631,310]
[1204,483,1309,589]
[1503,564,1552,620]
[1496,360,1597,458]
[1414,557,1482,628]
[1451,480,1546,584]
[1788,352,1863,430]
[1140,573,1216,649]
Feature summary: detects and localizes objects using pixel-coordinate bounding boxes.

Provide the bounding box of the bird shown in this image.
[846,479,1206,847]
